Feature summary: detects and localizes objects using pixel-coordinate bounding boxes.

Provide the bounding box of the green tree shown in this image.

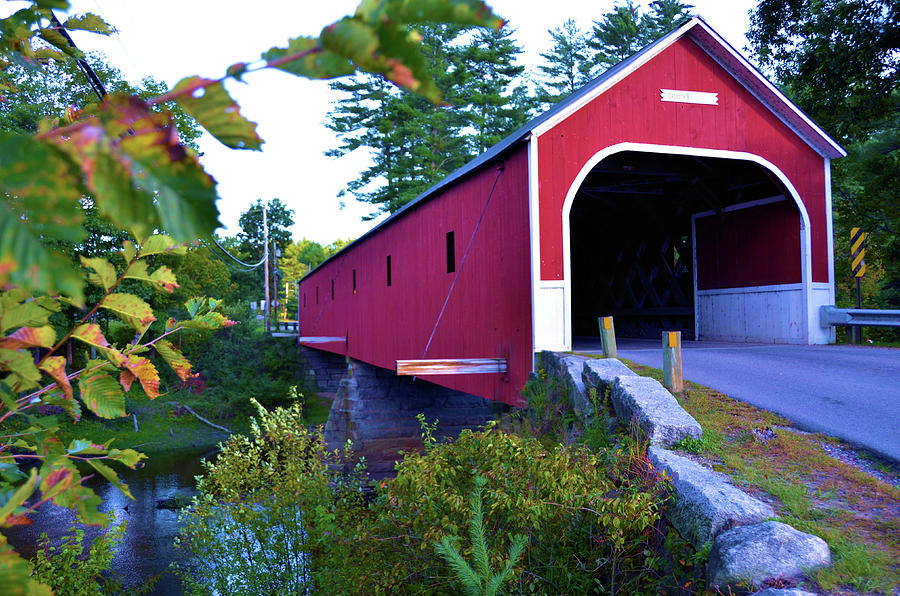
[537,19,592,106]
[748,0,900,310]
[237,198,295,259]
[327,21,531,217]
[587,0,693,76]
[458,23,531,154]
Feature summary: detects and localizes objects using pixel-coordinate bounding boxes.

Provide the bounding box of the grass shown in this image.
[623,359,900,594]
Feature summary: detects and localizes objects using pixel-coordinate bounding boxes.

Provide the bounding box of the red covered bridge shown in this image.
[298,17,844,408]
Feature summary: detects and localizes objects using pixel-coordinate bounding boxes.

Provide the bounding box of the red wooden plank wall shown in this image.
[537,37,828,284]
[695,200,802,290]
[298,146,532,406]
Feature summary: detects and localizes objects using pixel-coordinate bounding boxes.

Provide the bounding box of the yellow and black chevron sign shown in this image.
[850,227,867,278]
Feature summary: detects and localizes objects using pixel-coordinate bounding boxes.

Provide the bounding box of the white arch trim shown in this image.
[534,141,824,351]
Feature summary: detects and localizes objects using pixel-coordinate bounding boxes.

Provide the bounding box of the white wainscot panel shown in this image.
[534,284,567,351]
[809,283,835,344]
[697,284,804,343]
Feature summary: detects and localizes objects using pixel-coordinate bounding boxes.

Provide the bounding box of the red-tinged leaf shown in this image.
[123,261,179,293]
[0,468,37,524]
[39,467,74,502]
[51,483,107,526]
[78,371,125,419]
[39,356,73,401]
[80,256,117,291]
[99,293,155,332]
[171,77,262,150]
[138,234,185,257]
[156,339,193,381]
[96,95,221,242]
[121,354,159,398]
[0,325,55,349]
[72,323,109,349]
[181,310,235,331]
[119,368,135,392]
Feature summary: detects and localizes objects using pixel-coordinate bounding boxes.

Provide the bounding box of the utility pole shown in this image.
[272,240,279,324]
[263,205,270,332]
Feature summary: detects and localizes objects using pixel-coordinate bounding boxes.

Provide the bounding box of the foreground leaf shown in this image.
[71,323,109,350]
[99,293,155,332]
[156,339,193,381]
[0,204,84,305]
[0,539,52,596]
[0,468,38,524]
[172,77,263,150]
[86,459,133,500]
[121,355,159,398]
[0,348,41,391]
[80,256,117,291]
[0,326,55,350]
[78,371,125,418]
[138,234,186,257]
[123,261,179,293]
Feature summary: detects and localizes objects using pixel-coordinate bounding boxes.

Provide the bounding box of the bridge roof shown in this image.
[308,16,844,277]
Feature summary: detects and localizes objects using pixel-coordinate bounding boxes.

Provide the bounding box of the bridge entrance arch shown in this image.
[562,143,812,345]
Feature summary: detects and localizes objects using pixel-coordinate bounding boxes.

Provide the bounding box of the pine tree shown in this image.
[537,19,593,107]
[325,22,532,217]
[587,1,648,74]
[585,0,693,76]
[458,25,531,154]
[645,0,694,37]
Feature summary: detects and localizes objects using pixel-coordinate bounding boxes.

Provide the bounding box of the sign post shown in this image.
[850,227,867,344]
[598,316,617,358]
[663,331,683,393]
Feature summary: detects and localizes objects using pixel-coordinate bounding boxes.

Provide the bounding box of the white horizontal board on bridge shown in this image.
[396,358,508,376]
[298,336,346,343]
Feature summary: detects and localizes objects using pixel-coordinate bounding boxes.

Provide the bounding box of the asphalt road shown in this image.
[574,338,900,463]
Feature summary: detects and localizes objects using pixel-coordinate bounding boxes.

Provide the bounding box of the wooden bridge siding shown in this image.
[298,146,532,407]
[537,37,829,284]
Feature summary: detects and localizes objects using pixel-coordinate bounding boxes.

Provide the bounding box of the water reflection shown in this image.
[4,447,213,595]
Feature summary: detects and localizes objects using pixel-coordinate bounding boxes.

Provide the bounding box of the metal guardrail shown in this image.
[820,305,900,328]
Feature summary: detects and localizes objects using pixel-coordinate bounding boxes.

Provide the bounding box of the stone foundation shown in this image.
[312,353,506,477]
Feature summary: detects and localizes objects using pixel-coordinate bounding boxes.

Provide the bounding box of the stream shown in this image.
[4,447,213,594]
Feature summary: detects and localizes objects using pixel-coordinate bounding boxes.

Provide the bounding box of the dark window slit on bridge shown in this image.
[353,269,357,294]
[316,287,319,304]
[331,279,334,300]
[386,255,392,287]
[446,231,455,273]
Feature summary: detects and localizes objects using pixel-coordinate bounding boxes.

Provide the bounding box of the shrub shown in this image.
[172,400,332,595]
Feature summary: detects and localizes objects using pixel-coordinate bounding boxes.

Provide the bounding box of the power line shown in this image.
[206,237,267,269]
[49,11,107,101]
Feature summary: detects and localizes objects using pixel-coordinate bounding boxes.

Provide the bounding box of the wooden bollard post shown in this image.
[663,331,683,393]
[598,316,617,358]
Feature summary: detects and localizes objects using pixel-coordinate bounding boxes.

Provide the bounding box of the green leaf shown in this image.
[0,464,26,484]
[0,132,86,243]
[0,541,53,595]
[106,448,145,469]
[90,151,161,241]
[0,295,59,333]
[172,77,263,150]
[78,371,125,419]
[62,13,113,35]
[0,203,85,306]
[99,293,155,332]
[80,256,117,291]
[0,325,55,349]
[0,468,37,524]
[262,36,355,79]
[0,348,41,391]
[320,18,380,65]
[355,0,503,28]
[121,240,137,263]
[86,459,133,500]
[138,234,185,257]
[38,28,82,59]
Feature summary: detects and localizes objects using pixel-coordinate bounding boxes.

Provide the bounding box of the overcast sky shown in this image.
[29,0,758,244]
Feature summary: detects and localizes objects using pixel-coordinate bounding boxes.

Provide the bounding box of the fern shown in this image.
[433,476,528,596]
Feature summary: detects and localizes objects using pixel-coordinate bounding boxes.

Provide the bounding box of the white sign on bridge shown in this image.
[660,89,719,105]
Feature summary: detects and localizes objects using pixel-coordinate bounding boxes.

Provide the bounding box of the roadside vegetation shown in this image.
[627,360,900,594]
